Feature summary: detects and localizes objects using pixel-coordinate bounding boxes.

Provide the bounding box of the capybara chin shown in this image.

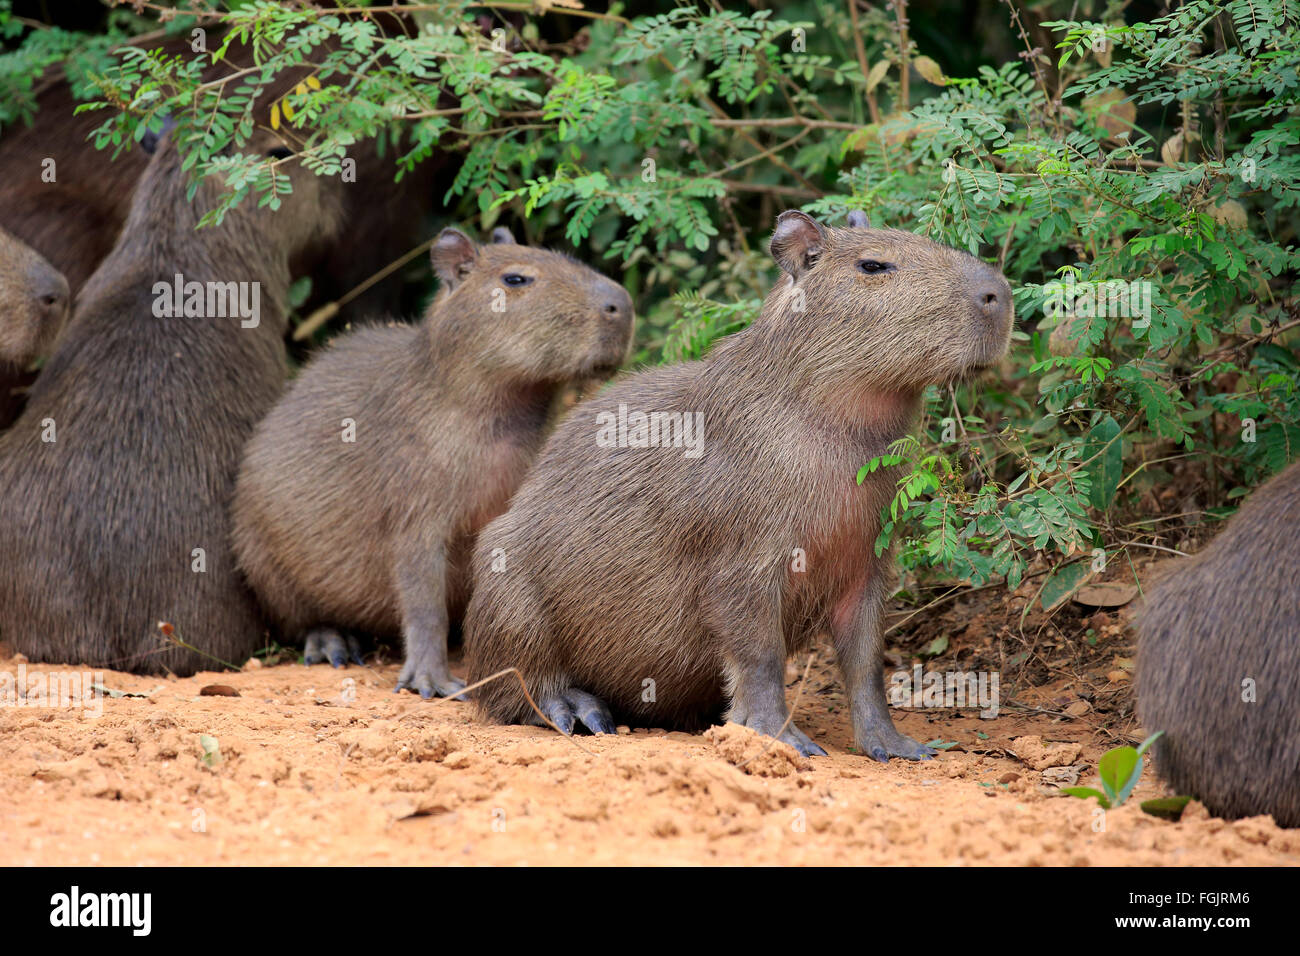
[0,129,343,675]
[1138,459,1300,826]
[231,226,634,698]
[465,209,1014,758]
[0,226,69,370]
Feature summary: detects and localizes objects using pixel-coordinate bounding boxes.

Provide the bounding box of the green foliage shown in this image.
[1062,731,1164,810]
[3,0,1298,597]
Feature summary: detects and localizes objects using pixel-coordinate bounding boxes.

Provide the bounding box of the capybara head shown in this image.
[126,123,344,265]
[761,209,1014,393]
[427,226,634,383]
[0,225,69,367]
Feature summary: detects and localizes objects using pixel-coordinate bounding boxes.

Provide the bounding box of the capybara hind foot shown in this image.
[539,688,617,736]
[395,649,466,700]
[857,716,935,763]
[302,628,364,668]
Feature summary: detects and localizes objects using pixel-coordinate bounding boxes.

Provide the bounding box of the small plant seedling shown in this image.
[1062,731,1164,809]
[199,734,223,769]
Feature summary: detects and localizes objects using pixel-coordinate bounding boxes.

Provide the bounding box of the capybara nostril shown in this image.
[33,268,69,317]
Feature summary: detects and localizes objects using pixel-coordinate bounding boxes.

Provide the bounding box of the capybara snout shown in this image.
[0,226,70,368]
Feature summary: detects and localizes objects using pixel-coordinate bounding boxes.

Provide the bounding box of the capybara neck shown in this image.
[710,294,923,444]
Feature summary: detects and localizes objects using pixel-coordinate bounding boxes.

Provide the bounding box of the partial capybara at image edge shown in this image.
[0,129,344,675]
[1138,459,1300,827]
[231,226,634,698]
[465,209,1014,758]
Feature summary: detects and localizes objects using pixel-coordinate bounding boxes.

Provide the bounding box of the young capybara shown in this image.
[231,227,634,697]
[0,225,70,368]
[0,129,343,674]
[1138,459,1300,826]
[465,210,1013,758]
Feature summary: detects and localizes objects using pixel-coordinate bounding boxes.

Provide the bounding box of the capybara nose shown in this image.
[600,283,633,325]
[971,270,1012,325]
[31,265,69,321]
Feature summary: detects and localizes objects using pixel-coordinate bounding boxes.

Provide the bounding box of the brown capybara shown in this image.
[465,209,1014,757]
[0,128,343,675]
[0,225,69,418]
[0,27,438,319]
[231,227,634,697]
[1138,459,1300,825]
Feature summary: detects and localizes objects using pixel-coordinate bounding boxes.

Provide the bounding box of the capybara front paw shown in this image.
[539,688,617,735]
[730,715,828,758]
[395,659,467,700]
[303,628,363,668]
[856,723,936,762]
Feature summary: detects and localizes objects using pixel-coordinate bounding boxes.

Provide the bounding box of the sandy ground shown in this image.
[1,637,1296,867]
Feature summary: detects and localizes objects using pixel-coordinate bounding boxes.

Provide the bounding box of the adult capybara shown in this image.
[465,209,1013,757]
[0,128,342,675]
[1138,459,1300,825]
[0,226,69,425]
[0,27,438,318]
[231,227,634,697]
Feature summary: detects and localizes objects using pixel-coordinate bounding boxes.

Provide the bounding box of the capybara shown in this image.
[0,28,438,318]
[231,227,634,697]
[465,209,1014,757]
[0,128,343,674]
[1138,459,1300,825]
[0,226,69,425]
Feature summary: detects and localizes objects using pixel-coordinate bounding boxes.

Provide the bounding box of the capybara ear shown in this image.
[770,210,827,278]
[139,115,176,156]
[846,209,870,229]
[430,228,479,289]
[490,226,517,245]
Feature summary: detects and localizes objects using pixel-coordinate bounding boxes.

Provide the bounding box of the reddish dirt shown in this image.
[1,593,1296,865]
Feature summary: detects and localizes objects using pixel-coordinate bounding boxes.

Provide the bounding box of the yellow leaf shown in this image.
[270,102,280,130]
[306,75,321,90]
[865,60,890,93]
[282,98,294,122]
[295,82,306,96]
[911,55,946,86]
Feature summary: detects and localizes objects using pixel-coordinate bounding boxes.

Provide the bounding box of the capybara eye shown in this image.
[857,259,891,275]
[502,273,533,287]
[266,146,293,160]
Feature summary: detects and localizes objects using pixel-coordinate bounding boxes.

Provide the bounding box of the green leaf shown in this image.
[1098,745,1143,806]
[1061,786,1111,809]
[1084,414,1123,511]
[1140,795,1192,821]
[1040,561,1091,610]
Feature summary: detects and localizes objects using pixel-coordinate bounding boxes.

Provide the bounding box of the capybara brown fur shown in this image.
[0,129,343,674]
[465,209,1013,757]
[0,225,69,422]
[231,227,634,697]
[1138,459,1300,826]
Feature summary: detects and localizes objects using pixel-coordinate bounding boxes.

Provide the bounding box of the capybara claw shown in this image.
[540,689,616,736]
[859,727,935,762]
[396,664,467,701]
